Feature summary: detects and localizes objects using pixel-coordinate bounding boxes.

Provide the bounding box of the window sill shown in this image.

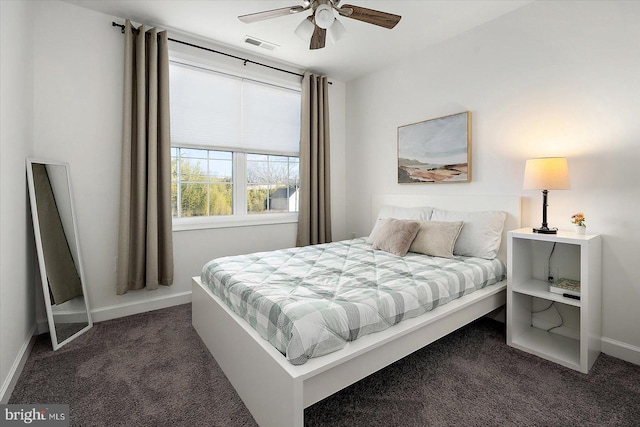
[172,213,298,232]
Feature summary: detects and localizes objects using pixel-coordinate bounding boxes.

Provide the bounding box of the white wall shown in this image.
[30,0,347,321]
[0,0,36,401]
[346,1,640,362]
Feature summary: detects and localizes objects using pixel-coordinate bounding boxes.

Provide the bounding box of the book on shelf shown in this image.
[549,278,581,297]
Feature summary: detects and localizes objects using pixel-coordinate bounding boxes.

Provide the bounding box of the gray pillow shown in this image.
[372,218,421,257]
[409,221,464,258]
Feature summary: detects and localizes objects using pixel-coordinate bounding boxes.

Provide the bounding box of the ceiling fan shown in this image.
[238,0,402,50]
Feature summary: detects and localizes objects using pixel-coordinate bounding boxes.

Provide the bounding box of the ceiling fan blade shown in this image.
[310,26,327,50]
[339,4,401,29]
[239,5,306,24]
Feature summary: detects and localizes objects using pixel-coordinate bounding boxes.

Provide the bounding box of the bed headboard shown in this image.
[371,194,521,263]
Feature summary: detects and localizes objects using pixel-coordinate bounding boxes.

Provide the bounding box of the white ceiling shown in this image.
[64,0,532,82]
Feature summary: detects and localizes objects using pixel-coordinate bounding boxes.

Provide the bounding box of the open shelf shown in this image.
[512,278,581,307]
[510,327,581,370]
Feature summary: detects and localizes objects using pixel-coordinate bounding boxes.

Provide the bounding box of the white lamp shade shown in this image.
[315,4,335,29]
[295,17,315,41]
[328,18,346,43]
[523,157,570,190]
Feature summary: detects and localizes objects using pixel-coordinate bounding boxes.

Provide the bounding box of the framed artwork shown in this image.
[397,111,471,183]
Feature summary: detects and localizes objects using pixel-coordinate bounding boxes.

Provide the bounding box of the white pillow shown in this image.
[430,209,507,259]
[366,205,433,244]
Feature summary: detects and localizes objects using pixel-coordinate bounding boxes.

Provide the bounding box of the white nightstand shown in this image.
[506,228,602,373]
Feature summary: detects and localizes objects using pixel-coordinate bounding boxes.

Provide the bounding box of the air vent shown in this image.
[243,36,279,51]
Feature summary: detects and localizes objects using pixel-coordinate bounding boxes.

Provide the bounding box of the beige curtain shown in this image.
[117,20,173,294]
[296,72,332,246]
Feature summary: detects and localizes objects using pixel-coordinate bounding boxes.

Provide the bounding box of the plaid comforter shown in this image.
[201,238,506,365]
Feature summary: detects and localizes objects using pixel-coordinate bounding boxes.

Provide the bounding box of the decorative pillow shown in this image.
[372,218,421,257]
[366,205,433,243]
[430,209,507,259]
[409,221,464,258]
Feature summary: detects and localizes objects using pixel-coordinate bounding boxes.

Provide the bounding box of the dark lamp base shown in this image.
[533,227,557,234]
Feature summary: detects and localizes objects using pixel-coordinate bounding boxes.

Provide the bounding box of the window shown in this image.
[171,147,233,217]
[247,154,299,214]
[169,61,301,225]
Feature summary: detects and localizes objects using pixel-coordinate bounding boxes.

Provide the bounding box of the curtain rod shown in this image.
[111,22,305,79]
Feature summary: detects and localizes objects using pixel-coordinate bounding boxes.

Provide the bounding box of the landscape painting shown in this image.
[398,111,471,183]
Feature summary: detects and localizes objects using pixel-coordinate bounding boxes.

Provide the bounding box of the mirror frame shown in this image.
[26,158,92,350]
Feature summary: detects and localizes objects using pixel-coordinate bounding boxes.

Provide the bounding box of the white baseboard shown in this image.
[91,291,192,323]
[35,291,192,334]
[1,325,37,404]
[601,337,640,366]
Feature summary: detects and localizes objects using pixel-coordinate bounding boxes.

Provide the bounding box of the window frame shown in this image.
[172,146,300,231]
[172,209,298,232]
[246,153,300,215]
[172,145,235,219]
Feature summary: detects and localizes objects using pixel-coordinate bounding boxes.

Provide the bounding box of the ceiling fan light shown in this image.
[294,16,315,41]
[315,4,335,29]
[328,17,346,43]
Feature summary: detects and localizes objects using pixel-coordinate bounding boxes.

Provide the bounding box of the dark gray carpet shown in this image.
[9,304,640,426]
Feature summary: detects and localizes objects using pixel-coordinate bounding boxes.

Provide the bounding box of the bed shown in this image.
[192,194,521,427]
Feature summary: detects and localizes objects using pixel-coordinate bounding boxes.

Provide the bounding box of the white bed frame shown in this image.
[192,194,521,427]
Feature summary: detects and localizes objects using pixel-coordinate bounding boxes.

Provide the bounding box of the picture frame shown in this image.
[397,111,471,183]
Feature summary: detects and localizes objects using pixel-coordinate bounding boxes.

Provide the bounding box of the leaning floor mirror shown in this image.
[26,159,92,350]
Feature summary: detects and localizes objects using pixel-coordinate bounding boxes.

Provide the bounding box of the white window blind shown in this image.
[169,62,301,154]
[242,80,301,154]
[169,63,241,147]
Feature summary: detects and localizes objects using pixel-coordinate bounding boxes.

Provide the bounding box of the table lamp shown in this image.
[523,157,570,234]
